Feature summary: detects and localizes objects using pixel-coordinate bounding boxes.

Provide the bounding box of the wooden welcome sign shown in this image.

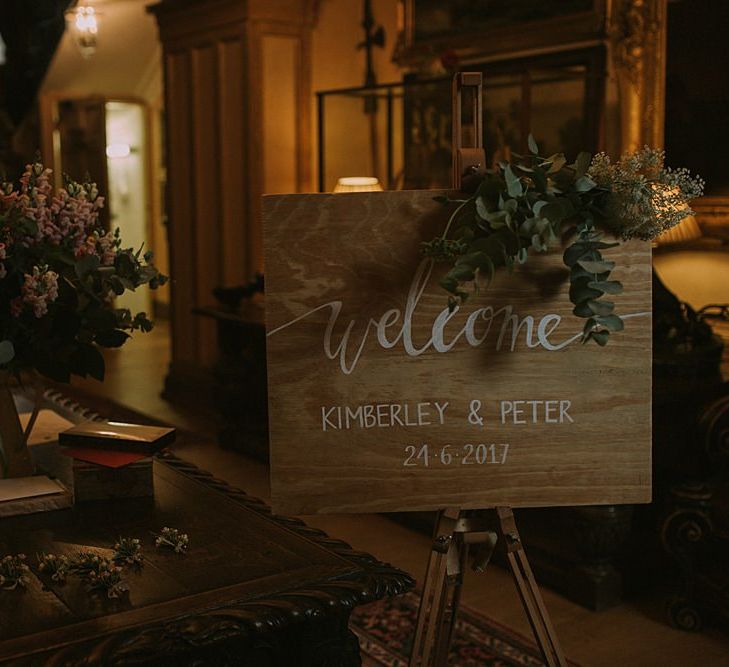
[263,190,652,515]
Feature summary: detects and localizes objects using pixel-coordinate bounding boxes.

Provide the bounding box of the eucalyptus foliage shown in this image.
[422,138,704,346]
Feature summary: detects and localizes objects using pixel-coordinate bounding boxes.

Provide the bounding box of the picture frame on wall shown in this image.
[395,0,609,67]
[402,47,606,190]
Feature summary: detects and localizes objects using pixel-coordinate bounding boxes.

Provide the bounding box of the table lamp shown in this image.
[333,177,383,193]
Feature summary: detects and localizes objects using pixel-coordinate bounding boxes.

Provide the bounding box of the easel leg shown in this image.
[496,507,567,667]
[410,507,566,667]
[410,509,460,667]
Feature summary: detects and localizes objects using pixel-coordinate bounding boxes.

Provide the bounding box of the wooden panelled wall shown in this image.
[150,0,314,393]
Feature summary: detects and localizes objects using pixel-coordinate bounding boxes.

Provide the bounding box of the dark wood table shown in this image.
[0,421,412,666]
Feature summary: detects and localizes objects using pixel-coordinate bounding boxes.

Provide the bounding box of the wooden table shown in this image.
[0,449,412,665]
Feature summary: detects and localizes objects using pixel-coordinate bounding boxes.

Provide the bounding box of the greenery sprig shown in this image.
[112,537,143,567]
[85,561,127,599]
[9,537,159,600]
[68,550,129,599]
[37,553,70,583]
[154,527,189,554]
[422,137,704,346]
[0,554,30,590]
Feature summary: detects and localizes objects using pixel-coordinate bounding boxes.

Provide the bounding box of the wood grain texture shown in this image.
[263,190,652,515]
[152,0,315,384]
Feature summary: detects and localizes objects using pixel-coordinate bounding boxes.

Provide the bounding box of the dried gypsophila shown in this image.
[112,537,143,567]
[37,553,70,583]
[0,554,30,590]
[588,147,705,241]
[154,527,189,554]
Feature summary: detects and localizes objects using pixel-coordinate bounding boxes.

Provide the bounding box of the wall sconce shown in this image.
[67,4,100,59]
[333,177,383,193]
[106,143,131,159]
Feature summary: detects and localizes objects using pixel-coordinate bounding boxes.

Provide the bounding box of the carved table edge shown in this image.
[0,389,416,666]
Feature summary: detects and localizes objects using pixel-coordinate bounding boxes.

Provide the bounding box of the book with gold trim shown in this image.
[59,421,176,454]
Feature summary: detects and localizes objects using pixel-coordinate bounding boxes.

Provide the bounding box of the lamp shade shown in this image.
[333,177,383,193]
[655,214,702,246]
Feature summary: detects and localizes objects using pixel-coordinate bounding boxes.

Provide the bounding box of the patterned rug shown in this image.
[351,590,565,667]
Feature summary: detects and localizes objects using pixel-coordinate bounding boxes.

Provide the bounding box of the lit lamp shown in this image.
[106,143,131,159]
[654,185,702,247]
[333,176,383,193]
[654,213,702,246]
[66,4,100,59]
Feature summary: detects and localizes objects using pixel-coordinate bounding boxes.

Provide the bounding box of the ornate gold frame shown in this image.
[396,1,727,232]
[395,0,663,151]
[395,1,609,67]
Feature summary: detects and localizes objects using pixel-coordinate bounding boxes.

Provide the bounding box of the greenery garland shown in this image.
[421,137,704,346]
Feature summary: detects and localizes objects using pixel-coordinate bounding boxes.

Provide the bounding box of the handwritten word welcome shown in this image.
[268,259,649,375]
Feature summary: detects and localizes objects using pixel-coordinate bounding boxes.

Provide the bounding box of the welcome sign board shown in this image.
[263,191,652,515]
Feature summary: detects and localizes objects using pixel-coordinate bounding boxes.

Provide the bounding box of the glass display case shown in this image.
[317,47,606,192]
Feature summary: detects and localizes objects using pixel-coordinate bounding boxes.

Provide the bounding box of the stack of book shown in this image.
[59,421,176,501]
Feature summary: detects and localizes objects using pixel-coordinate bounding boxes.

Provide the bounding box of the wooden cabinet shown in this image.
[150,0,315,396]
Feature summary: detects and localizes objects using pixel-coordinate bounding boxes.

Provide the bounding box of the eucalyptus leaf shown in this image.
[475,196,489,220]
[532,167,549,192]
[588,280,624,295]
[588,299,615,316]
[439,276,459,293]
[477,255,495,285]
[571,264,609,281]
[595,314,624,331]
[563,243,591,266]
[540,202,565,224]
[531,234,547,252]
[0,340,14,365]
[575,175,597,192]
[449,265,475,282]
[569,281,603,303]
[504,165,523,197]
[590,330,610,346]
[572,302,593,317]
[532,200,548,217]
[528,133,539,154]
[577,259,616,273]
[95,329,131,348]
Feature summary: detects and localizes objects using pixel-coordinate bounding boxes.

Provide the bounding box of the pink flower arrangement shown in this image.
[17,266,59,318]
[0,162,167,382]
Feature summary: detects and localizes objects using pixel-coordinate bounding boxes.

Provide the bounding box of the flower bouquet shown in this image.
[422,143,704,346]
[0,162,167,479]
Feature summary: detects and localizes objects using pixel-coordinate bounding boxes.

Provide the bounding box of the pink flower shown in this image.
[10,297,23,317]
[18,266,59,318]
[1,163,105,252]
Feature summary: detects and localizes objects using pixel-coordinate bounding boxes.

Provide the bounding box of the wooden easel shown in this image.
[409,73,567,667]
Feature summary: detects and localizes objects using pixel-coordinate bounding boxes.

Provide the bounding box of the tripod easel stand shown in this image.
[408,73,567,667]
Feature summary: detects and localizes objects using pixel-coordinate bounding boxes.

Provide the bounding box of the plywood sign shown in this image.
[263,191,652,515]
